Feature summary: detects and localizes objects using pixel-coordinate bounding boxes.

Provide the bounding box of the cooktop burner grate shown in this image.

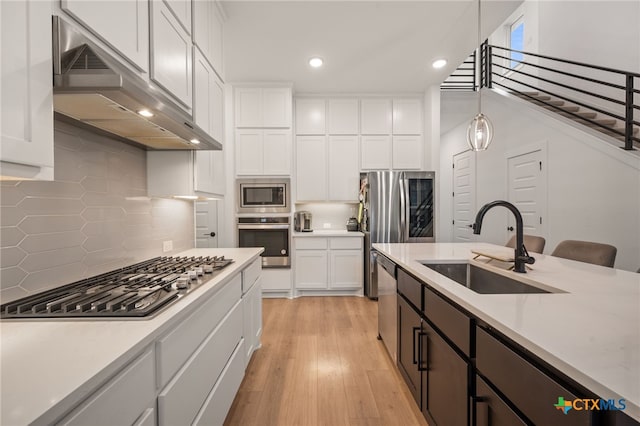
[1,256,234,319]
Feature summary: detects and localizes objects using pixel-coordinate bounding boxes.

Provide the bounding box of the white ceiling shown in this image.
[221,0,523,93]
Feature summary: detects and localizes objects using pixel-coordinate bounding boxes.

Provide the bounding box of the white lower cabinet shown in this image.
[294,236,363,292]
[158,300,243,425]
[59,348,156,426]
[242,258,263,366]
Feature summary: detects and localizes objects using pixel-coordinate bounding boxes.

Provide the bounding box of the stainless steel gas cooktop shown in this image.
[0,256,234,319]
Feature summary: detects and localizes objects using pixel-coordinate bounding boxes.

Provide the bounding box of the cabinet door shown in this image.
[422,321,468,426]
[360,99,392,135]
[235,88,262,128]
[60,348,156,426]
[263,130,291,176]
[252,278,263,352]
[194,151,216,194]
[163,0,192,34]
[262,88,292,128]
[61,0,149,71]
[193,0,224,75]
[236,130,264,175]
[360,136,392,170]
[151,0,193,108]
[296,136,327,201]
[295,250,328,289]
[397,295,422,406]
[329,249,363,289]
[194,49,224,144]
[392,136,422,170]
[328,98,359,135]
[328,136,359,201]
[295,98,326,135]
[475,375,527,426]
[393,99,422,135]
[0,0,54,180]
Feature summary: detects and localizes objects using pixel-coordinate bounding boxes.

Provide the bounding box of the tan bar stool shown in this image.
[550,240,617,267]
[505,235,546,254]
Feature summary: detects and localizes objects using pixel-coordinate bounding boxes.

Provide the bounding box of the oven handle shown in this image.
[237,225,291,230]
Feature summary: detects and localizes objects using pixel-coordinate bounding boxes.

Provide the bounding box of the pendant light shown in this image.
[467,0,494,151]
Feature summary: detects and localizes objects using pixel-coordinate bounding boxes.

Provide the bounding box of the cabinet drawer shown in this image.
[397,269,421,310]
[158,300,243,426]
[475,375,526,426]
[295,237,328,250]
[242,258,262,294]
[423,287,471,356]
[329,237,362,250]
[59,348,155,426]
[193,338,246,425]
[476,327,592,426]
[157,274,242,387]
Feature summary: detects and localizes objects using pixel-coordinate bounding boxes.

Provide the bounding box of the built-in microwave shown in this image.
[236,178,290,214]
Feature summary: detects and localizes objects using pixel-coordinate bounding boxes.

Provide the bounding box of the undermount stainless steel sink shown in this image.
[421,263,560,294]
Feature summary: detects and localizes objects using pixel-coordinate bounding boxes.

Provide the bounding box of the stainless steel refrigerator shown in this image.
[362,171,435,299]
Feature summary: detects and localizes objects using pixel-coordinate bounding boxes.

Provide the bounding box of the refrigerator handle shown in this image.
[399,177,406,242]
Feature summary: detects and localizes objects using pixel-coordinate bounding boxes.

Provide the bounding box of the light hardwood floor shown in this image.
[224,297,428,426]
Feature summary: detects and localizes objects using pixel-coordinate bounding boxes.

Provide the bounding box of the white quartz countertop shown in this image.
[373,242,640,422]
[293,230,364,237]
[0,248,263,426]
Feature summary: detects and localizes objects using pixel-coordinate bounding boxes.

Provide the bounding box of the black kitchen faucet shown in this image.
[472,200,535,273]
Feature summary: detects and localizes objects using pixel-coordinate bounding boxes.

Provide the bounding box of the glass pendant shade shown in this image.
[466,112,494,151]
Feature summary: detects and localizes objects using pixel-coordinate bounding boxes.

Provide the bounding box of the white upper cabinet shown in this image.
[392,136,422,170]
[360,136,392,170]
[60,0,149,72]
[193,0,224,77]
[392,99,422,135]
[295,99,326,135]
[328,99,359,135]
[148,151,224,197]
[195,151,225,195]
[150,0,193,109]
[236,129,291,176]
[163,0,192,34]
[328,136,360,201]
[194,49,224,144]
[360,99,392,135]
[235,87,292,128]
[0,0,54,180]
[296,136,328,201]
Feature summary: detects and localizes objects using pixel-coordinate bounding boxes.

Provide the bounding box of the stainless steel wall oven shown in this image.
[237,217,290,268]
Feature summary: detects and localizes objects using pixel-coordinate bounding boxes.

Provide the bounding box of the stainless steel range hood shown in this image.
[52,17,221,151]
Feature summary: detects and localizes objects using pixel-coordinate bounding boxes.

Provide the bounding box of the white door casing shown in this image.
[452,150,476,242]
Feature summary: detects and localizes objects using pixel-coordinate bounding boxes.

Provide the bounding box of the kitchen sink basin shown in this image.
[421,262,559,294]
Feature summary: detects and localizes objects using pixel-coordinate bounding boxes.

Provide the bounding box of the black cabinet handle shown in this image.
[507,226,514,231]
[203,232,216,237]
[412,326,420,364]
[472,396,489,426]
[417,331,428,371]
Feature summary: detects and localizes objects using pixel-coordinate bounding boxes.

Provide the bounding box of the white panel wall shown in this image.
[438,90,640,271]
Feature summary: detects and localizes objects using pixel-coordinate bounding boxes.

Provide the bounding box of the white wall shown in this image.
[294,203,359,231]
[439,90,640,271]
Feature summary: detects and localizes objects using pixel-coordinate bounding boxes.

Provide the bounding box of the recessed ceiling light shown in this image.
[309,57,324,68]
[432,59,448,69]
[137,109,154,117]
[190,139,200,145]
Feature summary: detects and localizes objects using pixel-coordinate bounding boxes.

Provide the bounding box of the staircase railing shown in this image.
[440,50,477,91]
[480,42,640,150]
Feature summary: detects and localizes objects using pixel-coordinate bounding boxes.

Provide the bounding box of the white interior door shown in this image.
[195,201,219,248]
[452,151,476,242]
[507,148,546,241]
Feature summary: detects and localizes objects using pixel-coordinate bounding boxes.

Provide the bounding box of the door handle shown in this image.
[412,326,420,364]
[203,232,216,237]
[507,226,514,231]
[417,331,428,371]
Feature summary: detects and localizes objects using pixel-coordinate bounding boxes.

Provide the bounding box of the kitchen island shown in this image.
[374,242,640,424]
[0,247,263,426]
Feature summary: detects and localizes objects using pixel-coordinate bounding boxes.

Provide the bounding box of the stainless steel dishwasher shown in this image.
[376,252,398,364]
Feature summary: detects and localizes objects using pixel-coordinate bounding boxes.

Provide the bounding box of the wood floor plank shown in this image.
[224,297,428,426]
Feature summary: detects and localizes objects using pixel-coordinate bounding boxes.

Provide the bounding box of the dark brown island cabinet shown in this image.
[395,268,638,426]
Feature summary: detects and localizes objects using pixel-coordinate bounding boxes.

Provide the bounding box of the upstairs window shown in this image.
[509,16,524,68]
